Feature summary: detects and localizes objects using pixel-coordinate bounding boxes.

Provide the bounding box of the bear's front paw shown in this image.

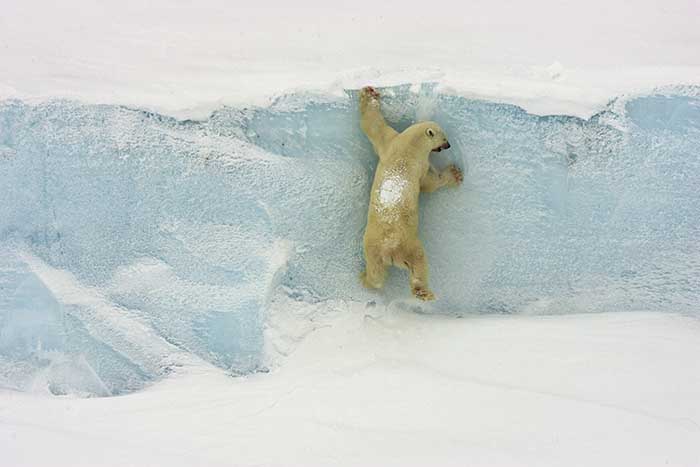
[362,86,380,99]
[360,86,380,107]
[412,287,436,301]
[447,165,463,186]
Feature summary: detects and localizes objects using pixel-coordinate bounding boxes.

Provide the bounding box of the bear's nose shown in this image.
[442,141,451,150]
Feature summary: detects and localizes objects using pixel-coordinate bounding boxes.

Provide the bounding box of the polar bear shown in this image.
[359,86,462,301]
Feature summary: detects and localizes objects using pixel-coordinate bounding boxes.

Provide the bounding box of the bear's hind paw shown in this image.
[360,271,383,289]
[412,287,436,301]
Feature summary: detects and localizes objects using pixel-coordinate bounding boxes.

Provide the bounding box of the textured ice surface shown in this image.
[1,84,699,395]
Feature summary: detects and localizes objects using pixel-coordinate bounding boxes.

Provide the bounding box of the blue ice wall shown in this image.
[1,84,699,395]
[239,86,699,313]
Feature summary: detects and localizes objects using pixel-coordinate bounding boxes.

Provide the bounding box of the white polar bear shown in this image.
[359,86,462,301]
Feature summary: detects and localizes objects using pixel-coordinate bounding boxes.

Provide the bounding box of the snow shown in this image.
[2,0,700,464]
[1,0,699,119]
[378,175,408,206]
[2,306,700,466]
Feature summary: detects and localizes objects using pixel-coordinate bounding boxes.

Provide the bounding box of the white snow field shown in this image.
[3,307,700,467]
[1,0,700,465]
[1,0,699,119]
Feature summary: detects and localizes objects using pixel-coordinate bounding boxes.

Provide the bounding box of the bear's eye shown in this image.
[426,128,435,138]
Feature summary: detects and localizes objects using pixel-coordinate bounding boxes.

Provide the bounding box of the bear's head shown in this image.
[410,121,451,153]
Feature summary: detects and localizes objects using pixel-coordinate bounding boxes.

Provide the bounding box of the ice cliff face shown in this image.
[1,84,698,395]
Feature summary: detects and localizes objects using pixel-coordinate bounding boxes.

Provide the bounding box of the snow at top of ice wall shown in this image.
[1,84,699,395]
[2,0,699,119]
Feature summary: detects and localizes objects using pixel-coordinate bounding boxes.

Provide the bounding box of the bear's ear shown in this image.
[426,128,435,138]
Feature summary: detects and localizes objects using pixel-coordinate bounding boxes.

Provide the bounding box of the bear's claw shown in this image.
[449,165,464,185]
[362,86,380,99]
[413,287,436,301]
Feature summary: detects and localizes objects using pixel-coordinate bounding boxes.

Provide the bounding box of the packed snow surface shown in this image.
[1,0,699,119]
[2,308,700,466]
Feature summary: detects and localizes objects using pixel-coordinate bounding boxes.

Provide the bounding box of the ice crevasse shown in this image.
[1,84,698,396]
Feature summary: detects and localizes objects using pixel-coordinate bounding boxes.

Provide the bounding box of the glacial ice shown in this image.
[1,84,699,395]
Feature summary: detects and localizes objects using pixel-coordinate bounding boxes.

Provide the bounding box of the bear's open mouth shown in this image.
[432,141,451,152]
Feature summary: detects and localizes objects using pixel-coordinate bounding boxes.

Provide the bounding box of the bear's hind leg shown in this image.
[403,241,435,301]
[361,243,387,289]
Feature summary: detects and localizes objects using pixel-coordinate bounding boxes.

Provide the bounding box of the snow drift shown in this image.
[1,84,699,396]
